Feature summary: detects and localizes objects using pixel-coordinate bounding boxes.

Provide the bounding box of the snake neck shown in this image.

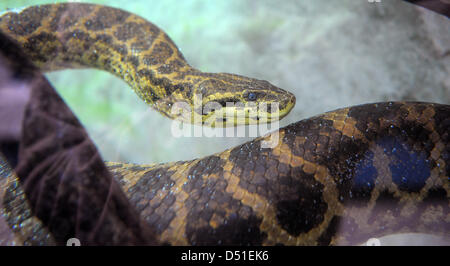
[0,3,196,109]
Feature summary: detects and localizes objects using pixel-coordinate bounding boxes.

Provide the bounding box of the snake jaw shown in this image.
[200,97,296,128]
[253,91,296,124]
[278,92,296,118]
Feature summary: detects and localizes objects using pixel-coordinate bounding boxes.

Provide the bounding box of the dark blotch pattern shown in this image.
[422,187,447,205]
[95,33,113,44]
[347,150,377,204]
[187,215,266,245]
[23,32,60,64]
[84,6,129,31]
[63,30,91,50]
[227,135,330,236]
[187,156,224,178]
[283,118,335,161]
[130,40,154,53]
[3,6,50,36]
[430,104,450,178]
[314,130,371,205]
[275,171,327,236]
[378,137,430,192]
[137,68,190,98]
[317,216,340,246]
[182,155,266,245]
[113,44,128,56]
[128,55,140,68]
[126,165,177,234]
[348,102,404,140]
[143,42,174,66]
[114,21,159,43]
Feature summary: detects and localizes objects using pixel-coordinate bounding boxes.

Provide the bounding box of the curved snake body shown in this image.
[0,3,449,245]
[0,3,296,126]
[106,102,450,245]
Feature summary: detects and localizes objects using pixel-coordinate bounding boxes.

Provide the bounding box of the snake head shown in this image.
[187,73,296,127]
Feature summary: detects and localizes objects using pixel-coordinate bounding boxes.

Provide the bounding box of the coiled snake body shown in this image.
[0,3,449,245]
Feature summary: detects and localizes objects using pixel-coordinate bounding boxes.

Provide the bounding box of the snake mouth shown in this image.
[201,94,296,127]
[277,94,296,118]
[256,93,296,123]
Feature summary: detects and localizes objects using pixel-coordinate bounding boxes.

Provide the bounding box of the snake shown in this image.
[0,3,449,246]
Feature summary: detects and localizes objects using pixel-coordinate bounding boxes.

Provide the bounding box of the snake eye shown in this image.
[248,92,257,101]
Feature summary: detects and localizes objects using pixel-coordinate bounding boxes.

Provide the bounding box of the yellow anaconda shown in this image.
[0,3,449,246]
[0,3,295,127]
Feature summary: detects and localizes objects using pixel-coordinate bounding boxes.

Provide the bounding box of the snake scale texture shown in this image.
[0,3,449,246]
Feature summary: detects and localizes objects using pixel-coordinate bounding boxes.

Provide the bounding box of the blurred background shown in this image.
[0,0,448,164]
[0,0,449,245]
